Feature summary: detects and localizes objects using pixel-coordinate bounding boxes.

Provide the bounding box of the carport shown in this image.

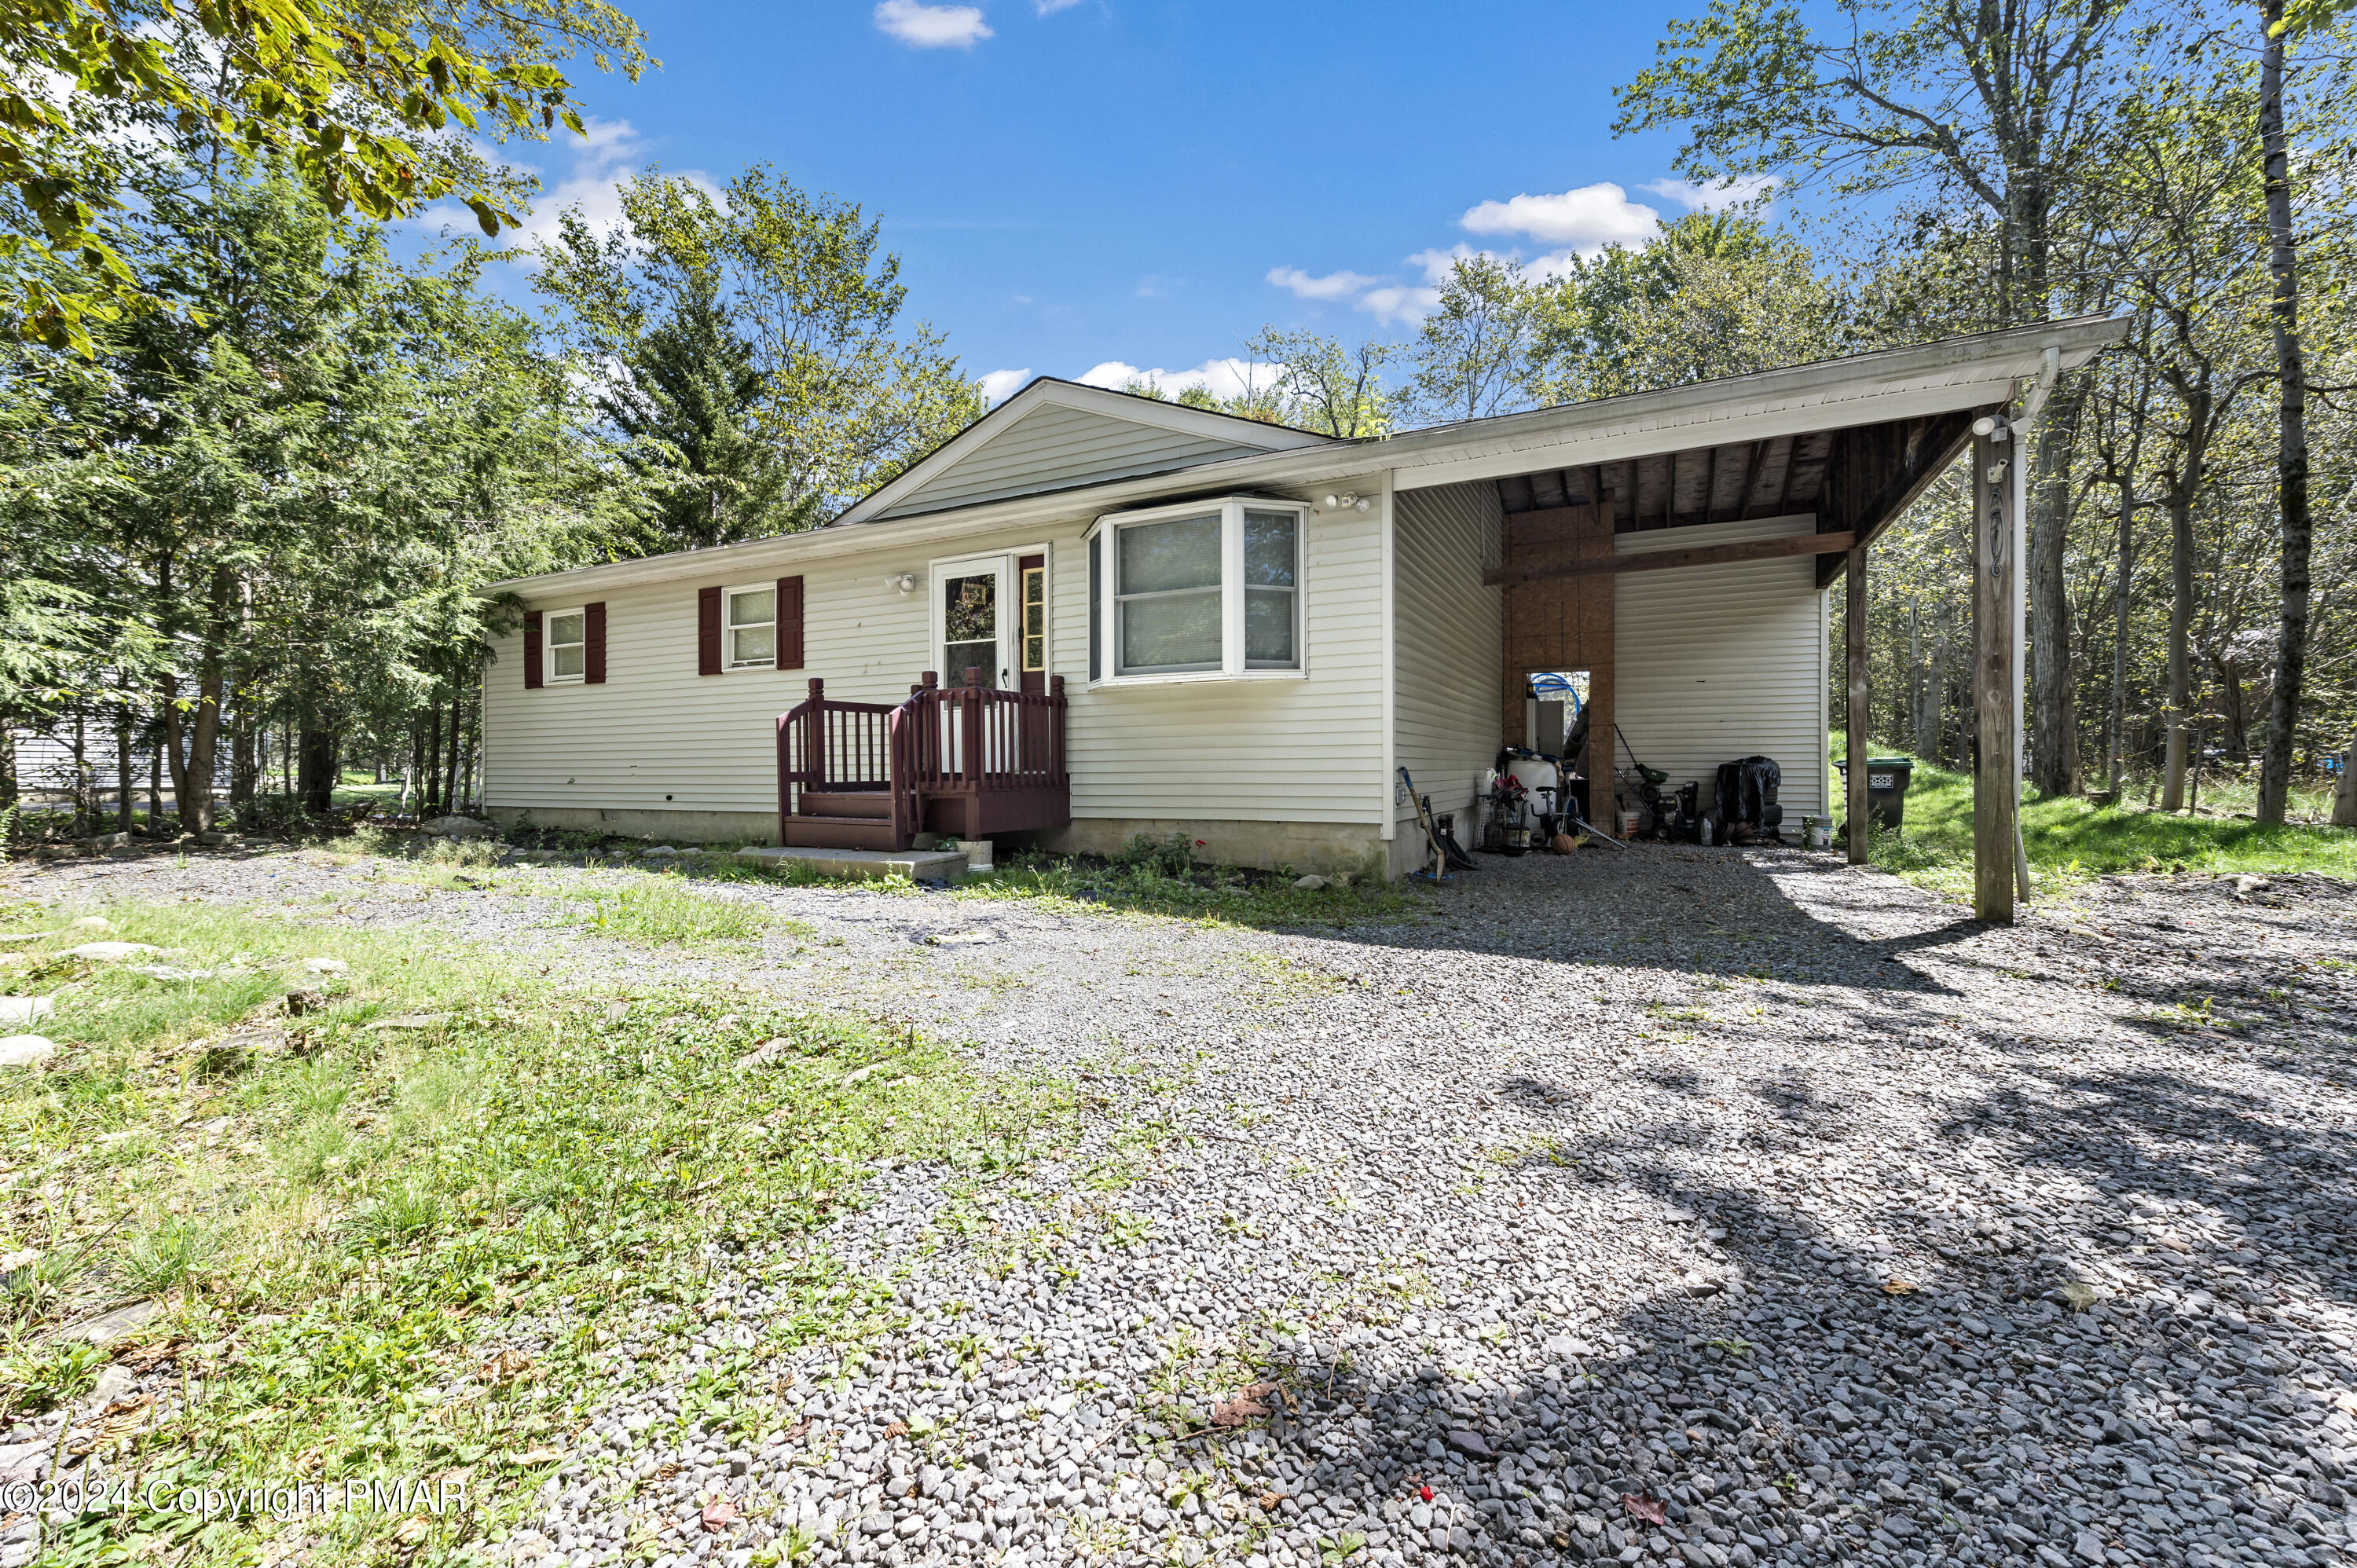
[1417,314,2128,923]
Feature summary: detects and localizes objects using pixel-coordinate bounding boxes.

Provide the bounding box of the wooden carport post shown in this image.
[1845,543,1869,864]
[1971,423,2018,924]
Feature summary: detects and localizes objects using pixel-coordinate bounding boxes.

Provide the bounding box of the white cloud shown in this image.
[874,0,993,48]
[1458,182,1662,252]
[1353,284,1442,325]
[1078,357,1281,402]
[1036,0,1083,11]
[1640,174,1777,213]
[416,118,723,258]
[979,368,1032,404]
[1266,266,1379,301]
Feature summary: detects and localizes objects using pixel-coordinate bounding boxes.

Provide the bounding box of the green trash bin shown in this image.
[1835,757,1915,831]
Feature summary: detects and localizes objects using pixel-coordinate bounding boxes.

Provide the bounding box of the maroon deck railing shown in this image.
[777,670,1068,850]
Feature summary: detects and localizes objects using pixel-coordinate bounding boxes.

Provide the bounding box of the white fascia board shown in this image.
[832,377,1337,528]
[489,317,2125,600]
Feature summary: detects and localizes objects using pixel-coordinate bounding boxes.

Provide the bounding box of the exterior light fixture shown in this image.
[891,572,918,595]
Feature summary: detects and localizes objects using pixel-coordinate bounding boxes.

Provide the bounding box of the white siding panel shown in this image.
[1391,480,1502,822]
[483,482,1392,830]
[878,405,1263,518]
[1613,515,1829,818]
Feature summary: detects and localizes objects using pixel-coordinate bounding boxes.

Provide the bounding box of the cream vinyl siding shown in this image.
[1391,480,1502,822]
[483,487,1391,829]
[874,404,1266,521]
[1612,515,1829,817]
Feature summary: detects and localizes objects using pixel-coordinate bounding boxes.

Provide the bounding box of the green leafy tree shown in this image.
[536,165,984,533]
[599,273,786,548]
[1406,253,1539,424]
[1527,211,1846,403]
[0,0,649,352]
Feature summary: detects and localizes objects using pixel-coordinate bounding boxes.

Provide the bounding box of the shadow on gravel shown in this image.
[1321,848,1975,1000]
[1207,1094,2355,1568]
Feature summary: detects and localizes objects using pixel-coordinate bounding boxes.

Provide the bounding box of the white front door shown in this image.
[933,555,1011,691]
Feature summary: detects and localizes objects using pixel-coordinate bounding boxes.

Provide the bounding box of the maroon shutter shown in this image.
[523,610,544,689]
[775,576,804,670]
[698,585,722,676]
[584,601,607,684]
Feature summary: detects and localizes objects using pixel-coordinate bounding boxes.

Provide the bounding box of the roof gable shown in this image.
[834,378,1335,526]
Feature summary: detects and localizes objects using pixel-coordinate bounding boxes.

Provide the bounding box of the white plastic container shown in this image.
[1505,757,1560,809]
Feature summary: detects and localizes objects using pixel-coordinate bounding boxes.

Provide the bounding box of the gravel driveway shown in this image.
[14,843,2357,1568]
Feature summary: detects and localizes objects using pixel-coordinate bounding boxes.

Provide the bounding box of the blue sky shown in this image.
[471,1,1760,402]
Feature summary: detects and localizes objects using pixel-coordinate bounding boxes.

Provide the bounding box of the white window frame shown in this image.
[544,606,587,685]
[1086,497,1307,687]
[722,582,777,672]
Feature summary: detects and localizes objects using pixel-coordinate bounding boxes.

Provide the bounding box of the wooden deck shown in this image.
[777,672,1069,852]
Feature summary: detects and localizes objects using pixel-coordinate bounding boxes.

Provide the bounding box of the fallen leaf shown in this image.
[2334,1391,2357,1415]
[882,1421,909,1438]
[1258,1490,1283,1511]
[514,1446,565,1466]
[482,1348,533,1382]
[700,1499,740,1531]
[1882,1278,1918,1296]
[1211,1381,1278,1428]
[1623,1493,1667,1526]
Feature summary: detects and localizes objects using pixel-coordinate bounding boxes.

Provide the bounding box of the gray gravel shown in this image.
[9,841,2357,1568]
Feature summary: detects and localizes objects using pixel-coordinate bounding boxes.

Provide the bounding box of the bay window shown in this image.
[1087,497,1306,683]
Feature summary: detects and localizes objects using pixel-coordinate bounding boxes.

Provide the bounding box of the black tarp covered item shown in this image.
[1714,756,1784,842]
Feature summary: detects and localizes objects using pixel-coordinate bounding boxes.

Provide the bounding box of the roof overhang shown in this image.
[487,316,2125,600]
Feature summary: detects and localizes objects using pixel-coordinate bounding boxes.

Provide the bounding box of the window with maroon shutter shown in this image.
[584,601,607,684]
[698,585,722,676]
[524,610,544,689]
[775,576,804,670]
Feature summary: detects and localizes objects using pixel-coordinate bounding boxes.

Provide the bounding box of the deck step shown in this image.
[799,791,894,820]
[780,815,901,852]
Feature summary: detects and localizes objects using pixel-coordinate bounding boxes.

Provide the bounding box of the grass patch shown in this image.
[1849,752,2357,899]
[0,900,1070,1564]
[569,874,809,950]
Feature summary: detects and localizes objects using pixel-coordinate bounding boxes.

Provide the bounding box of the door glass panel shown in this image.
[943,570,998,688]
[1021,567,1045,672]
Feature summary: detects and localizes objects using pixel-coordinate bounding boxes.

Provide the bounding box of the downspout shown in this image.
[2006,344,2063,902]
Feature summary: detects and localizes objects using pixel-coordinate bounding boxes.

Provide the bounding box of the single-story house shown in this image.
[482,314,2122,891]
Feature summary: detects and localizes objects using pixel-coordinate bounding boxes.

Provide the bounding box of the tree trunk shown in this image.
[298,729,338,814]
[115,705,134,833]
[147,739,161,831]
[423,702,443,813]
[71,708,88,836]
[2109,474,2132,800]
[2256,0,2314,825]
[443,687,465,815]
[2161,489,2196,811]
[2333,731,2357,826]
[2029,382,2084,794]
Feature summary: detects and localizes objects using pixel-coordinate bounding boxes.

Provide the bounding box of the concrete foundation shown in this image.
[489,804,1397,881]
[486,805,778,844]
[1027,818,1391,881]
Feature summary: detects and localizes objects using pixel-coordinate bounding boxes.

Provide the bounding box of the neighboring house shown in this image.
[482,316,2122,880]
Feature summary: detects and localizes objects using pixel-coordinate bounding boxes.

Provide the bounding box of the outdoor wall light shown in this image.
[1320,492,1370,513]
[890,572,918,595]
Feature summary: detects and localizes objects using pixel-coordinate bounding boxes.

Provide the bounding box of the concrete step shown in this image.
[735,844,969,883]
